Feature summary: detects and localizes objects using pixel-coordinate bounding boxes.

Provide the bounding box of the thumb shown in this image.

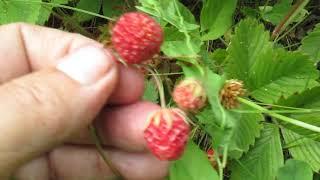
[0,45,118,177]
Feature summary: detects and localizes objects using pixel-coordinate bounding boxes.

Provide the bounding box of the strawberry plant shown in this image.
[1,0,320,179]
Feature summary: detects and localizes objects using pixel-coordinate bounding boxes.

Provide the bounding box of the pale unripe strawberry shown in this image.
[173,78,207,112]
[143,108,190,160]
[111,12,164,64]
[219,79,245,109]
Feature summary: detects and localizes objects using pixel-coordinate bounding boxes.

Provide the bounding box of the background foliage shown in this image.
[1,0,320,179]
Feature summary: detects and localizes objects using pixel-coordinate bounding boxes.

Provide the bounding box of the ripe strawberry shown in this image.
[144,108,190,160]
[173,78,207,112]
[111,12,164,64]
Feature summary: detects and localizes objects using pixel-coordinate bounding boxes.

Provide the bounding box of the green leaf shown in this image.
[102,0,127,18]
[169,141,219,180]
[142,79,159,103]
[282,129,320,172]
[241,7,260,18]
[226,18,318,103]
[209,48,228,73]
[228,105,263,158]
[226,18,272,89]
[73,0,101,22]
[138,0,201,64]
[277,87,320,140]
[200,0,238,40]
[198,69,263,158]
[204,70,226,123]
[197,105,263,159]
[260,0,292,25]
[0,0,41,24]
[249,50,318,103]
[137,0,199,31]
[300,23,320,62]
[161,27,202,59]
[230,124,284,180]
[136,0,162,17]
[277,159,313,180]
[37,0,69,25]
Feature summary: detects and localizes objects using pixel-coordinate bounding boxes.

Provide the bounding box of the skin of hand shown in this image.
[0,23,169,180]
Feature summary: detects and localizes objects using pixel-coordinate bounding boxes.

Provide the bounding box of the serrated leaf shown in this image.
[300,23,320,62]
[249,50,318,103]
[200,0,237,40]
[102,0,127,18]
[169,141,219,180]
[197,105,263,159]
[277,159,313,180]
[230,124,284,180]
[226,18,273,89]
[142,79,159,103]
[73,0,101,22]
[282,129,320,172]
[198,69,263,158]
[0,0,41,24]
[277,87,320,140]
[228,105,263,158]
[226,18,318,103]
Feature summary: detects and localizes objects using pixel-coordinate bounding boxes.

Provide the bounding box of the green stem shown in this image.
[221,146,228,168]
[232,109,320,114]
[89,125,123,179]
[271,0,310,40]
[216,157,223,180]
[274,16,306,43]
[9,0,115,21]
[238,98,320,133]
[55,8,92,38]
[145,66,166,108]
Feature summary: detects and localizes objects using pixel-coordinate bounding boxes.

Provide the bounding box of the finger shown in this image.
[0,23,144,105]
[99,102,161,152]
[0,23,97,82]
[108,65,145,104]
[14,156,50,180]
[0,46,118,178]
[48,145,169,180]
[69,101,161,152]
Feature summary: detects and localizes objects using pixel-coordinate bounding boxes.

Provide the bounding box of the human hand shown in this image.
[0,23,169,180]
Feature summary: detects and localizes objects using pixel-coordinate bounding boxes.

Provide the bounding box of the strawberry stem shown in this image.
[145,66,166,108]
[89,125,123,179]
[238,98,320,133]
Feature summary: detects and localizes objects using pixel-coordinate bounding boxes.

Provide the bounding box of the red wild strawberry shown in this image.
[173,78,207,112]
[111,12,164,64]
[144,108,190,160]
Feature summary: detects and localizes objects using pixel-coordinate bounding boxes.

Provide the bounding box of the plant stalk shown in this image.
[89,125,123,180]
[238,98,320,133]
[272,0,310,40]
